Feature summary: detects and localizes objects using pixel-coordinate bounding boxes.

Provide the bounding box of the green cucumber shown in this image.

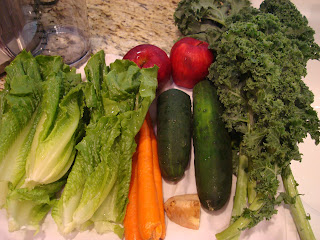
[193,80,232,211]
[157,89,192,182]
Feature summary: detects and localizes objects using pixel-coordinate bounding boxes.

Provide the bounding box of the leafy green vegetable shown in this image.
[260,0,320,62]
[52,50,158,237]
[6,179,66,232]
[1,49,156,237]
[206,2,320,240]
[281,166,316,240]
[174,0,251,45]
[24,74,83,188]
[0,50,84,232]
[0,51,42,203]
[23,54,84,188]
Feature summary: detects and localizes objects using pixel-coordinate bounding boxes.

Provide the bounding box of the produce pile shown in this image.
[0,0,320,239]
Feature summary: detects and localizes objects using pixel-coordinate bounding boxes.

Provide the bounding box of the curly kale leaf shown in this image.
[260,0,320,62]
[174,0,251,45]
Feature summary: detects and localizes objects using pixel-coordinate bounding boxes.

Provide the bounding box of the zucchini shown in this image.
[193,80,232,211]
[157,89,192,182]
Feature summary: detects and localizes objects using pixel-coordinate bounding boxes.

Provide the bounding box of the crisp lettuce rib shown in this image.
[22,54,84,188]
[0,109,39,206]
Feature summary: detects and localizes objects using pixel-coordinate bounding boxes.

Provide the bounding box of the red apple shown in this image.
[170,37,214,89]
[123,44,171,89]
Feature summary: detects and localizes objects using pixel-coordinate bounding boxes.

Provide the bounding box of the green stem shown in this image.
[247,159,256,204]
[247,107,256,204]
[230,154,248,240]
[231,155,249,219]
[216,196,264,240]
[0,181,9,208]
[282,166,316,240]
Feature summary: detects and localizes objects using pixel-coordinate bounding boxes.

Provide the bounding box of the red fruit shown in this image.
[170,37,214,89]
[123,44,171,89]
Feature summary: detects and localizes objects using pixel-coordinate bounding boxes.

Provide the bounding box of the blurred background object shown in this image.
[38,0,91,67]
[0,0,44,73]
[0,0,91,74]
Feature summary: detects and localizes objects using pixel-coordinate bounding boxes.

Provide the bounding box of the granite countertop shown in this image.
[0,0,181,89]
[87,0,181,55]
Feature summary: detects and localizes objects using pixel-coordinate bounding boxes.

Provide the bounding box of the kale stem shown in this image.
[216,196,265,240]
[281,166,316,240]
[230,154,248,240]
[247,159,256,204]
[247,107,256,204]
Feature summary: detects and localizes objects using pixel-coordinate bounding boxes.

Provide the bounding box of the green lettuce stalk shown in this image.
[23,54,84,188]
[0,50,84,231]
[24,76,83,188]
[52,50,158,237]
[0,51,42,207]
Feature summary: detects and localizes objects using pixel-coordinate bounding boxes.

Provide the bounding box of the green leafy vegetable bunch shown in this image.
[0,50,84,232]
[211,2,320,240]
[52,50,158,238]
[0,50,158,238]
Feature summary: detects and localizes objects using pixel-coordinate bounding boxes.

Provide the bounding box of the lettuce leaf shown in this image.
[6,179,66,232]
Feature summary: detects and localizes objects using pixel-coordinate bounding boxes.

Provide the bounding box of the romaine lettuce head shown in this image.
[24,77,84,188]
[21,56,84,188]
[0,50,84,233]
[52,50,158,237]
[0,51,43,207]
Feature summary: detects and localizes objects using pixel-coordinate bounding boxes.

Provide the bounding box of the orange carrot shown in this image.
[146,113,166,239]
[137,119,162,240]
[124,151,142,240]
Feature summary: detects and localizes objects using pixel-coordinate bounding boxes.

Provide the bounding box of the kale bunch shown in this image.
[208,2,320,240]
[174,0,320,63]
